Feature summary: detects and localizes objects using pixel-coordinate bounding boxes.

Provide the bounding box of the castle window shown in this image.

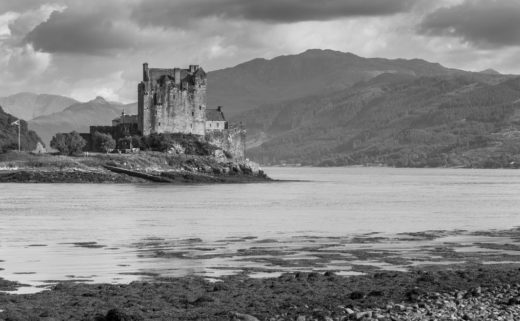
[217,123,219,128]
[199,106,202,110]
[192,111,194,116]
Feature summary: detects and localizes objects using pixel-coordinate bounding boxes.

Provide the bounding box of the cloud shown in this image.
[132,0,415,27]
[25,5,140,55]
[0,12,20,38]
[1,43,51,81]
[0,1,57,14]
[69,71,126,102]
[8,4,65,40]
[418,0,520,47]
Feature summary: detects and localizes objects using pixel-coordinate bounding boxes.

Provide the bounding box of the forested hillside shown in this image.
[243,73,520,168]
[0,106,42,152]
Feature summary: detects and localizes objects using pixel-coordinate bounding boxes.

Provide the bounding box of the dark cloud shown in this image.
[419,0,520,47]
[25,7,137,55]
[131,0,415,27]
[0,1,56,13]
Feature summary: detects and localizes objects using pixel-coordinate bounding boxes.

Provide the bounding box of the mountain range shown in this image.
[28,97,136,146]
[0,93,78,121]
[207,49,466,117]
[1,49,519,167]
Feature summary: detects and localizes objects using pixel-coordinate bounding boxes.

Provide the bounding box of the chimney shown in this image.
[143,63,149,81]
[174,68,181,85]
[217,106,222,112]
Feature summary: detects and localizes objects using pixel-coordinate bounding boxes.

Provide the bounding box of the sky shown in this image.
[0,0,519,103]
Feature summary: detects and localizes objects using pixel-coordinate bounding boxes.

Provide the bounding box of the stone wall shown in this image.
[206,125,246,160]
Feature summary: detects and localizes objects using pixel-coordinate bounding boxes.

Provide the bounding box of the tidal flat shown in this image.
[3,229,520,320]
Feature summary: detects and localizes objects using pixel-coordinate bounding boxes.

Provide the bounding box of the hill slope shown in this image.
[207,49,472,117]
[243,73,520,168]
[29,97,123,146]
[0,106,43,152]
[0,93,78,120]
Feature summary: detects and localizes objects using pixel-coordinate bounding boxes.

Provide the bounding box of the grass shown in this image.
[0,151,230,173]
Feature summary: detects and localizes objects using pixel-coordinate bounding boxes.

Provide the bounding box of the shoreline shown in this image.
[3,228,520,319]
[0,169,273,184]
[0,151,272,184]
[2,264,520,320]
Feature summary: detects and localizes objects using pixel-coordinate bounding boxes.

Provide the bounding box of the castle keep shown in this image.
[80,63,246,160]
[138,64,207,136]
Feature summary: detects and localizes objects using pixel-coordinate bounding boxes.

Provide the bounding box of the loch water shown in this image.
[1,167,520,292]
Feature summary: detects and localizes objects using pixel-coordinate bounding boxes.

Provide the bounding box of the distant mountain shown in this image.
[0,92,78,121]
[242,72,520,168]
[480,69,501,75]
[0,106,42,152]
[29,97,123,146]
[207,49,467,117]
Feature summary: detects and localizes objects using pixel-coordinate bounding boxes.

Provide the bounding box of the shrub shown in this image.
[50,131,86,155]
[141,133,216,155]
[93,132,116,153]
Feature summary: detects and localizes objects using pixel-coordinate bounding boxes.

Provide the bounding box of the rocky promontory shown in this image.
[0,151,270,184]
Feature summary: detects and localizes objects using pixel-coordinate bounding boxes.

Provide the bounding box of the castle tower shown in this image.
[137,63,207,136]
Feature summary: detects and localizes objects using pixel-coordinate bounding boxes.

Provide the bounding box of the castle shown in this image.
[81,63,245,159]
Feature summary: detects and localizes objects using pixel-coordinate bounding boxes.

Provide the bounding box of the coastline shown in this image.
[2,263,520,320]
[0,151,271,184]
[3,228,520,320]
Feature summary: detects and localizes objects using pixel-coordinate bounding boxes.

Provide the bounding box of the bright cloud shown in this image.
[0,0,518,102]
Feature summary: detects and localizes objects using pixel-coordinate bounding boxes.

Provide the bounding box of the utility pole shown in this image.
[11,119,20,152]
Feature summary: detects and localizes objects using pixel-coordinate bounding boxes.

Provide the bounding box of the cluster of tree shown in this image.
[50,131,116,155]
[139,133,217,155]
[50,131,86,155]
[92,132,116,153]
[49,131,219,157]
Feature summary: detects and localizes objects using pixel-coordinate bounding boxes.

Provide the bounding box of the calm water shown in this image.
[1,167,520,292]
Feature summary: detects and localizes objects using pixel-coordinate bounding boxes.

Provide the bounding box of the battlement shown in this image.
[142,63,205,90]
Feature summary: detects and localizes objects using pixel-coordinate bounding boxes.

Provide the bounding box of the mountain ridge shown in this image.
[0,93,78,121]
[28,97,125,146]
[207,49,468,117]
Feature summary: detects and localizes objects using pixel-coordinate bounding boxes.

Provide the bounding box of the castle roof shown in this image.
[206,108,226,122]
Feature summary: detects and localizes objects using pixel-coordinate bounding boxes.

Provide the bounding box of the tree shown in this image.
[93,132,116,153]
[50,131,86,155]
